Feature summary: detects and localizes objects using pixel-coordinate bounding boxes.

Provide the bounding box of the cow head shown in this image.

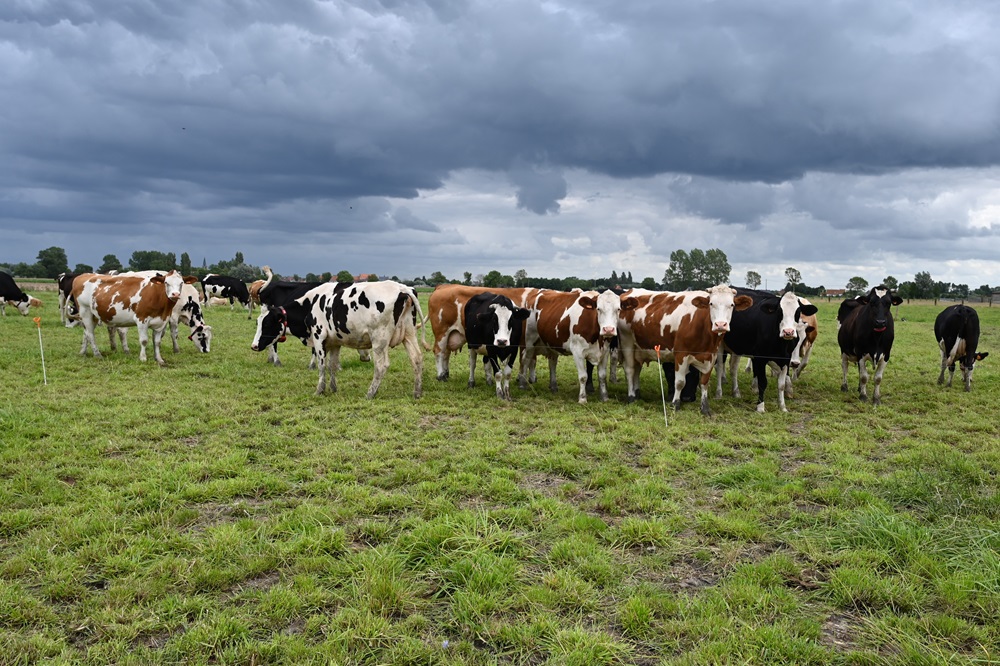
[12,296,31,316]
[762,292,819,340]
[693,285,753,334]
[477,302,530,348]
[864,286,903,333]
[151,271,196,301]
[579,290,637,338]
[251,305,288,351]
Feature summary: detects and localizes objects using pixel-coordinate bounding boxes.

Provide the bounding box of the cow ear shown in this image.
[150,275,165,284]
[620,297,639,311]
[691,296,709,309]
[976,352,989,361]
[578,297,597,310]
[760,302,778,314]
[734,295,753,311]
[891,295,903,306]
[799,303,819,316]
[512,307,530,321]
[183,275,198,284]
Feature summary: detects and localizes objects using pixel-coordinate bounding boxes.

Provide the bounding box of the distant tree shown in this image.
[474,274,484,286]
[784,267,802,292]
[881,275,898,291]
[845,276,869,297]
[514,269,528,286]
[97,254,122,273]
[482,270,504,288]
[305,272,320,283]
[129,250,176,272]
[626,271,633,284]
[933,281,952,305]
[235,251,244,264]
[952,283,969,300]
[429,271,447,286]
[745,271,762,290]
[336,270,354,282]
[36,246,69,278]
[463,271,473,286]
[913,271,934,299]
[640,276,659,290]
[703,249,732,287]
[975,284,993,306]
[180,252,192,275]
[367,273,379,282]
[73,263,93,274]
[321,272,333,282]
[610,270,619,283]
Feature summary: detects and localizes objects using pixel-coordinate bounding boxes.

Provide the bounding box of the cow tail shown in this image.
[410,291,432,351]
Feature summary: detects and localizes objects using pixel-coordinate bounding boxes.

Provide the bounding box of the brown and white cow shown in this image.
[427,284,541,382]
[104,273,213,354]
[521,289,637,403]
[619,285,753,414]
[72,271,199,365]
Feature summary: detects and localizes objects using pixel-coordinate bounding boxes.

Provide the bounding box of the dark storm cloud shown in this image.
[1,0,999,282]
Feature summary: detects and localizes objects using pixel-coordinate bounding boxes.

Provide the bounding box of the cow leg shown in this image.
[118,328,130,354]
[938,346,948,385]
[775,365,790,413]
[402,332,424,399]
[328,347,342,393]
[872,356,887,406]
[597,354,609,402]
[840,354,850,392]
[314,348,328,394]
[609,349,620,384]
[81,317,101,358]
[699,372,712,416]
[622,347,639,403]
[752,358,768,412]
[947,363,957,388]
[548,356,559,393]
[468,349,478,388]
[573,354,590,404]
[170,319,180,353]
[584,361,595,394]
[730,354,742,399]
[152,326,167,366]
[671,359,687,410]
[269,342,282,367]
[366,345,391,399]
[857,358,870,402]
[135,324,151,362]
[435,346,450,381]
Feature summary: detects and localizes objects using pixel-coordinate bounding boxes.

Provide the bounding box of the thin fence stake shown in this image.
[654,345,668,427]
[34,317,48,386]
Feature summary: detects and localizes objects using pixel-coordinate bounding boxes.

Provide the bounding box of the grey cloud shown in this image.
[509,165,567,215]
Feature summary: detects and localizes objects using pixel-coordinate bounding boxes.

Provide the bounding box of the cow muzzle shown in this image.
[601,326,617,337]
[790,360,800,369]
[781,328,796,340]
[713,322,730,334]
[495,339,509,347]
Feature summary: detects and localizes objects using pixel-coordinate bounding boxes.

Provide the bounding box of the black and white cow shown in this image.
[201,274,252,318]
[935,304,988,391]
[717,290,818,412]
[0,272,31,316]
[464,292,530,400]
[250,281,429,398]
[837,286,903,405]
[56,272,79,324]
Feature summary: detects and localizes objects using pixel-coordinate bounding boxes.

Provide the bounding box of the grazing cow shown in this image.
[0,272,31,316]
[837,286,903,405]
[250,281,428,398]
[201,274,252,317]
[56,272,80,324]
[521,289,636,403]
[427,284,541,382]
[618,286,753,414]
[107,273,213,354]
[249,279,266,308]
[792,298,818,380]
[72,271,199,365]
[716,290,818,412]
[935,304,988,391]
[464,292,530,400]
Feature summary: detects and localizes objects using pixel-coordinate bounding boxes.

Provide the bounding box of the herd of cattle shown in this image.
[0,269,990,410]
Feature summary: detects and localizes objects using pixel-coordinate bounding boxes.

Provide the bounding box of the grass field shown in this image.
[1,287,999,665]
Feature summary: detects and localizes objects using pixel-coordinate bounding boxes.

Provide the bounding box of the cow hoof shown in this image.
[937,376,944,385]
[626,395,637,404]
[840,383,848,392]
[549,386,558,394]
[756,403,765,413]
[468,381,475,389]
[671,400,680,412]
[585,382,595,394]
[700,403,712,416]
[859,394,868,403]
[578,397,588,404]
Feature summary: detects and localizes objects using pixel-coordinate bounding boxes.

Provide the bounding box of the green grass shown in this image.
[1,291,999,664]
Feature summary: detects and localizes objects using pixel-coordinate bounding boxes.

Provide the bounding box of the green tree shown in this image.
[321,272,333,282]
[73,263,93,274]
[36,246,69,278]
[663,250,692,289]
[235,251,244,265]
[913,271,934,299]
[975,284,993,306]
[129,250,176,272]
[180,252,192,275]
[745,270,762,290]
[881,275,898,291]
[784,267,802,292]
[845,276,869,297]
[98,254,123,274]
[305,272,320,283]
[640,276,658,290]
[429,271,447,286]
[514,269,527,286]
[482,270,504,288]
[336,270,354,282]
[463,271,473,286]
[367,273,380,282]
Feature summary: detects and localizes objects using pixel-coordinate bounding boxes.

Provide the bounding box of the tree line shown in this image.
[3,246,993,304]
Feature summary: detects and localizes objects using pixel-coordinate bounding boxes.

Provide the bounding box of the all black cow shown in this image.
[0,271,31,316]
[201,274,252,318]
[717,290,818,412]
[837,286,903,405]
[464,292,530,400]
[935,304,988,391]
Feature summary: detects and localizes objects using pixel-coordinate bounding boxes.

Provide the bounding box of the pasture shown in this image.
[2,288,999,665]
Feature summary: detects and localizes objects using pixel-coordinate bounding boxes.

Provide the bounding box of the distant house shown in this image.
[354,273,378,282]
[825,289,846,297]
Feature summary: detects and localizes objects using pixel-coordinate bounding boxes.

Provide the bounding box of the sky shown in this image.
[3,0,1000,290]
